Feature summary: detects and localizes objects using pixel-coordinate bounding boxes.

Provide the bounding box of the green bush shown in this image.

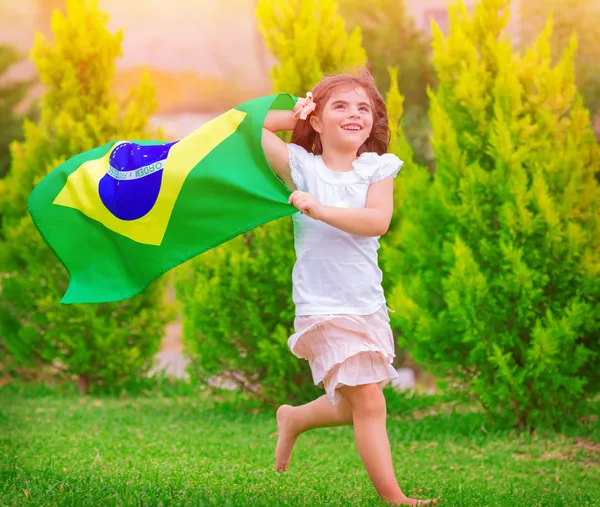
[256,0,367,94]
[519,0,600,115]
[382,0,600,429]
[0,0,172,394]
[176,220,320,406]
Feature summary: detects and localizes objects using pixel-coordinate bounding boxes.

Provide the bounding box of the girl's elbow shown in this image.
[371,223,389,237]
[377,227,389,237]
[375,219,392,237]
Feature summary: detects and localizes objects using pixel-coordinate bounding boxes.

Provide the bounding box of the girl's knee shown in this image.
[341,383,386,417]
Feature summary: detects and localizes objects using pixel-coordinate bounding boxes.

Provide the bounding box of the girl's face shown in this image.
[310,85,374,153]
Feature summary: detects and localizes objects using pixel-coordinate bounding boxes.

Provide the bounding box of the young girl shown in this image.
[261,70,436,507]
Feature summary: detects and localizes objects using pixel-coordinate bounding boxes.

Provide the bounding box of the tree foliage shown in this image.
[383,0,600,429]
[339,0,435,164]
[519,0,600,115]
[256,0,367,94]
[0,44,35,180]
[0,0,172,393]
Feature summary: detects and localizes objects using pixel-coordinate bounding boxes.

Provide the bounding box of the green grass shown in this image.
[0,385,598,506]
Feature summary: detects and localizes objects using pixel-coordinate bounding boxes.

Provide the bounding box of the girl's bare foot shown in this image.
[275,404,299,472]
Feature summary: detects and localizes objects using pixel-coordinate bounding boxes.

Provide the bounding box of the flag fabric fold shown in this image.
[28,93,298,304]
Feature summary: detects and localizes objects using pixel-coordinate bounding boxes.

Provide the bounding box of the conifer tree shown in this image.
[0,0,172,394]
[519,0,600,114]
[386,67,413,166]
[256,0,366,94]
[383,0,600,428]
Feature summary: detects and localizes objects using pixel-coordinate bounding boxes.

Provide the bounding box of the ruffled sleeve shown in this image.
[288,143,313,191]
[370,154,403,183]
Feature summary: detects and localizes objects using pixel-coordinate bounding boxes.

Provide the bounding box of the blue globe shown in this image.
[99,141,178,221]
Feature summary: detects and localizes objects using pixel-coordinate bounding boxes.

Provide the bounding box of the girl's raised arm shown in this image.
[262,110,297,190]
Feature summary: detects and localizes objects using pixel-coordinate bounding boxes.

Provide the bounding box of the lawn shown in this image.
[1,384,598,506]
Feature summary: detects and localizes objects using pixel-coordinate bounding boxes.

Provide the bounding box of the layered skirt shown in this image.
[288,305,399,405]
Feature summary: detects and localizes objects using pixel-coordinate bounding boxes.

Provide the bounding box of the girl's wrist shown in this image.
[313,203,329,222]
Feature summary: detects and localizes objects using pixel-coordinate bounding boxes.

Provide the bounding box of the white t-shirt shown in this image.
[288,143,403,316]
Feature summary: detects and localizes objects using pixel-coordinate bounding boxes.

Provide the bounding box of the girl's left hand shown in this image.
[288,191,324,220]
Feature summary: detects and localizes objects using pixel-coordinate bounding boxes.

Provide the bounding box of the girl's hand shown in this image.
[288,191,325,220]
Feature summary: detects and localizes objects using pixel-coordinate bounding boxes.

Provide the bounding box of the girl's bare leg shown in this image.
[341,384,437,506]
[275,394,352,472]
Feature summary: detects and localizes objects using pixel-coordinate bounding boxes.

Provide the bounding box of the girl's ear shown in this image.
[309,114,321,134]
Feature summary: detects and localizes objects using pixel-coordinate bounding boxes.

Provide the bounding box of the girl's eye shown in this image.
[335,104,344,109]
[360,107,369,112]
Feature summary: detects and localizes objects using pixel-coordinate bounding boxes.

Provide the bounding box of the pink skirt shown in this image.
[288,305,399,405]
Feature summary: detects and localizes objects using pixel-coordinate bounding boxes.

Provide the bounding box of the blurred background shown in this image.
[4,1,598,140]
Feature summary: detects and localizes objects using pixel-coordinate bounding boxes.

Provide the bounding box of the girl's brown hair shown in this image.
[290,68,390,156]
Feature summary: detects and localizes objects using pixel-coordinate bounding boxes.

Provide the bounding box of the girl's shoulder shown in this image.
[288,143,316,170]
[353,151,404,184]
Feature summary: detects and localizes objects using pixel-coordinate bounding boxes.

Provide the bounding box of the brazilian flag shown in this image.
[28,94,298,304]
